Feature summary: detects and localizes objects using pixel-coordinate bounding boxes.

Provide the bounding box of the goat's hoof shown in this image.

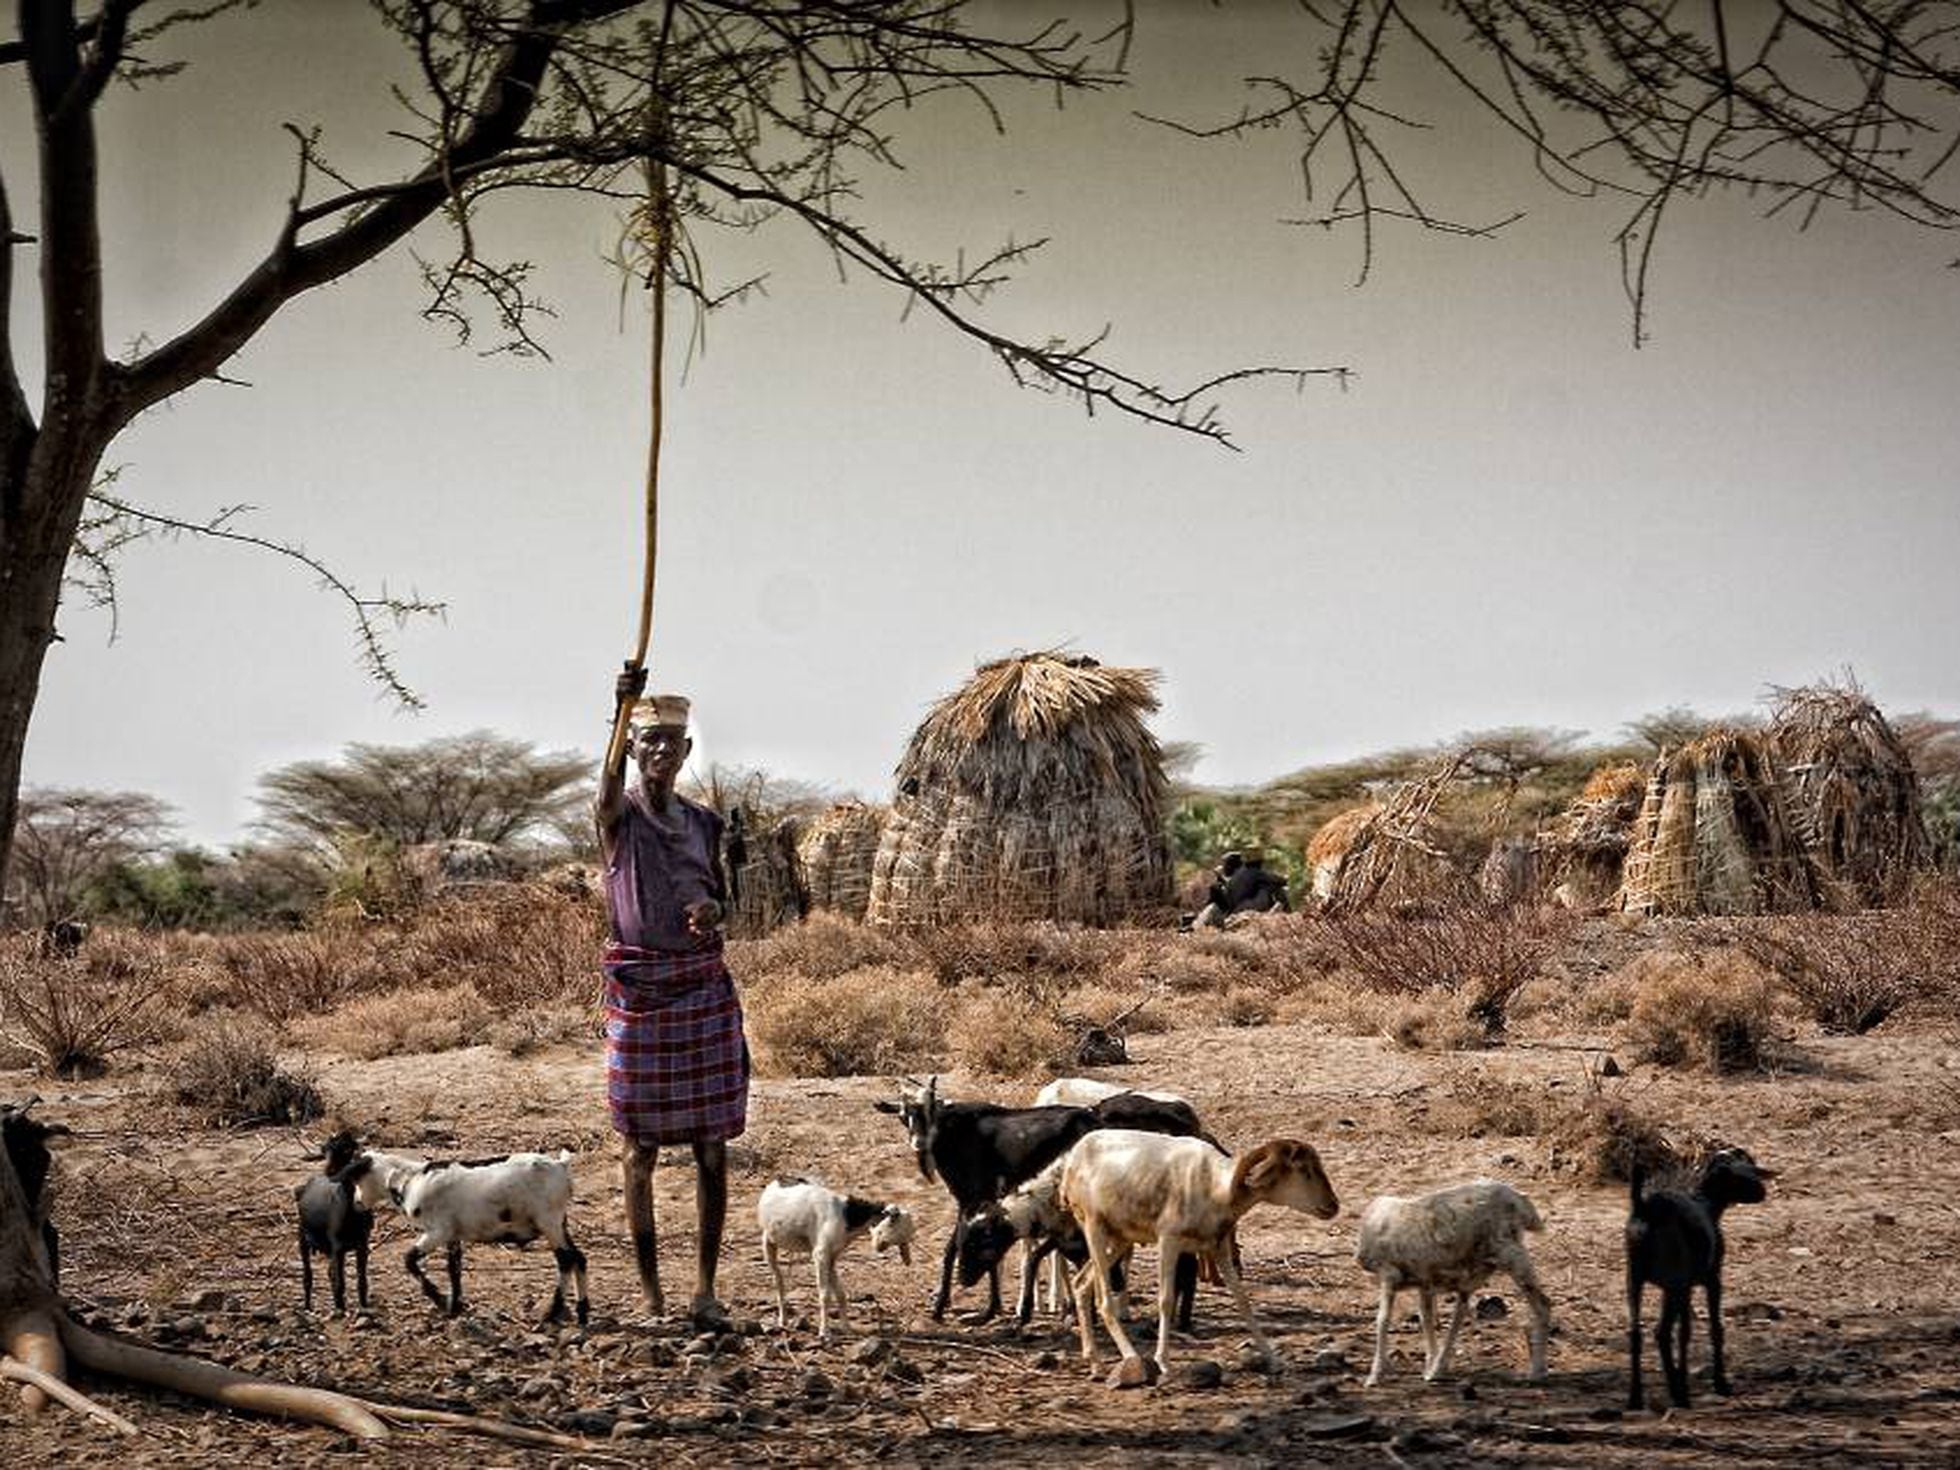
[1711,1379,1733,1398]
[1363,1373,1384,1389]
[1107,1356,1159,1390]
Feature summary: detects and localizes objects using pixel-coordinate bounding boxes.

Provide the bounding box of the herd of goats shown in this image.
[3,1071,1772,1437]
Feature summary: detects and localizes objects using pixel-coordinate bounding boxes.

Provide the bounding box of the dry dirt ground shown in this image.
[4,1012,1960,1467]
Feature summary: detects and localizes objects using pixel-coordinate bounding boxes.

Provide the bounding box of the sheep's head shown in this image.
[955,1204,1016,1287]
[1232,1138,1338,1220]
[872,1205,916,1267]
[873,1075,941,1183]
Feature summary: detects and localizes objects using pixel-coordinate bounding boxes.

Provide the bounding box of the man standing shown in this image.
[597,669,749,1327]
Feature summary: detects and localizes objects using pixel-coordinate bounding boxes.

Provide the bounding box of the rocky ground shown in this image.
[4,1009,1960,1466]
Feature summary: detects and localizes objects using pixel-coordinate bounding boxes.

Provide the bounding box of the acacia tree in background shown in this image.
[8,0,1960,900]
[3,785,171,926]
[254,731,589,854]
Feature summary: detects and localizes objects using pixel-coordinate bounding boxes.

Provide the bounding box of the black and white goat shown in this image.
[294,1130,373,1314]
[1626,1147,1774,1410]
[347,1144,589,1326]
[756,1177,916,1342]
[873,1076,1212,1321]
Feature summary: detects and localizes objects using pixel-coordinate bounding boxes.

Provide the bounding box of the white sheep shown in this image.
[756,1178,916,1342]
[1032,1077,1189,1109]
[1060,1129,1339,1382]
[1355,1178,1550,1387]
[348,1145,588,1325]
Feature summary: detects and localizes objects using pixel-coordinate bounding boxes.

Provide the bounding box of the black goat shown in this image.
[1,1095,67,1284]
[295,1130,374,1314]
[873,1078,1211,1322]
[1626,1147,1774,1410]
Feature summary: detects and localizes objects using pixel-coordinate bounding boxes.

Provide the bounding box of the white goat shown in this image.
[1060,1130,1339,1381]
[1033,1077,1189,1109]
[1355,1179,1550,1387]
[348,1146,588,1325]
[756,1178,916,1342]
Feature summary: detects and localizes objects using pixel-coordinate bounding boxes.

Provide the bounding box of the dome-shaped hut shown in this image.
[1310,756,1475,912]
[865,652,1172,926]
[797,801,888,921]
[1534,762,1645,911]
[1304,804,1379,902]
[1618,729,1830,916]
[1767,681,1930,907]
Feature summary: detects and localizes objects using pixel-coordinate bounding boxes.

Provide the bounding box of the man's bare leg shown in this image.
[623,1139,664,1318]
[691,1139,729,1325]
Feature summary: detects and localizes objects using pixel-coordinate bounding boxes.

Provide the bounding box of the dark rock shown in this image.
[1391,1427,1461,1455]
[1475,1296,1509,1321]
[611,1422,659,1441]
[644,1340,679,1367]
[1107,1356,1159,1390]
[885,1357,924,1386]
[802,1369,835,1398]
[191,1289,234,1313]
[1298,1413,1376,1440]
[1587,1405,1623,1421]
[711,1365,755,1394]
[564,1410,618,1437]
[517,1376,557,1401]
[716,1331,747,1355]
[848,1335,893,1365]
[169,1316,208,1340]
[1309,1348,1348,1373]
[1033,1350,1060,1370]
[1600,1055,1623,1077]
[1174,1359,1224,1390]
[1458,1383,1479,1401]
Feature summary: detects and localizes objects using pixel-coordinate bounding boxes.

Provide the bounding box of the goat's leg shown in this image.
[765,1241,790,1330]
[622,1139,664,1318]
[1506,1250,1552,1382]
[1416,1288,1438,1368]
[1016,1240,1046,1325]
[1705,1273,1731,1396]
[1172,1250,1198,1335]
[445,1243,465,1317]
[355,1238,370,1310]
[1654,1293,1681,1409]
[1365,1279,1397,1387]
[932,1226,959,1321]
[1152,1236,1181,1372]
[813,1249,834,1344]
[329,1249,349,1317]
[560,1223,590,1327]
[1070,1257,1102,1366]
[1082,1224,1144,1370]
[299,1232,314,1312]
[1671,1293,1693,1408]
[1212,1239,1273,1368]
[404,1242,447,1312]
[1626,1272,1646,1410]
[1426,1292,1469,1382]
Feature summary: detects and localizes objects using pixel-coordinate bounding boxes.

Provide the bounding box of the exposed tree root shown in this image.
[1,1352,139,1435]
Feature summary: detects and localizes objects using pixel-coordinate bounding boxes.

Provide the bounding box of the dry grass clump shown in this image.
[1210,985,1278,1028]
[1057,982,1170,1036]
[747,965,947,1077]
[948,990,1072,1078]
[485,1003,598,1057]
[400,886,604,1007]
[292,985,491,1060]
[168,1018,324,1128]
[0,934,166,1077]
[213,928,391,1022]
[1427,1066,1688,1184]
[1388,990,1496,1052]
[1625,947,1784,1072]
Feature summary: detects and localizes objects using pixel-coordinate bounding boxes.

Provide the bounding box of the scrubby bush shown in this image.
[293,985,491,1059]
[1625,947,1783,1072]
[0,935,165,1077]
[734,911,901,983]
[168,1018,324,1127]
[1739,890,1960,1033]
[948,990,1071,1078]
[1320,905,1574,1042]
[747,966,946,1077]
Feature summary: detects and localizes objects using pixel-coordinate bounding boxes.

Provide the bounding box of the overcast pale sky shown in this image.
[11,2,1960,847]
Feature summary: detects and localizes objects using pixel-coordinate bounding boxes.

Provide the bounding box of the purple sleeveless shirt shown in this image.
[604,788,726,952]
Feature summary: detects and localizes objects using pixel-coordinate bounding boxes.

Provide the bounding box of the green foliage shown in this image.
[87,848,224,929]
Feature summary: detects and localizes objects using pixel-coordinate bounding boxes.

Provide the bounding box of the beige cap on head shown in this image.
[629,694,691,733]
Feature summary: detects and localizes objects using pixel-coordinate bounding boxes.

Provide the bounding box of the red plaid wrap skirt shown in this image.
[603,941,750,1145]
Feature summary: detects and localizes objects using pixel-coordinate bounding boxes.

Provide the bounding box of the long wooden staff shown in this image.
[602,128,677,777]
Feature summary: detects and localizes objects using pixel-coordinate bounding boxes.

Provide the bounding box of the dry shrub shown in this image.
[215,929,389,1022]
[948,991,1071,1078]
[735,911,901,983]
[1625,947,1783,1072]
[1058,982,1169,1036]
[293,985,491,1060]
[1270,979,1392,1034]
[747,966,946,1077]
[0,936,165,1077]
[1435,1070,1560,1137]
[1316,906,1574,1040]
[1148,949,1247,996]
[401,886,604,1007]
[1738,889,1960,1033]
[1550,1093,1687,1185]
[1210,985,1278,1028]
[168,1018,324,1128]
[1387,990,1493,1053]
[486,1002,598,1057]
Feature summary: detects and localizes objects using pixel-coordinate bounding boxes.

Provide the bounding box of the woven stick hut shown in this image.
[1305,804,1379,902]
[865,652,1172,926]
[1317,756,1474,913]
[1618,729,1832,916]
[1767,681,1930,907]
[728,815,809,938]
[1535,762,1645,911]
[797,801,887,921]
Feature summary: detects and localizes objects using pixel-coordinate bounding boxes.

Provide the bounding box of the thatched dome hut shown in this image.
[1305,804,1379,902]
[1535,762,1645,911]
[1619,729,1830,916]
[797,801,888,921]
[1768,682,1930,907]
[1314,758,1472,913]
[865,652,1172,926]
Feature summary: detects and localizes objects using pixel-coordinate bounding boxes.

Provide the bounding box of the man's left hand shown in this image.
[684,899,724,937]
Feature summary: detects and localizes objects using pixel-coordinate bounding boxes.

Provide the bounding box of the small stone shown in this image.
[712,1365,754,1393]
[1033,1350,1060,1370]
[1214,1412,1254,1435]
[611,1422,659,1441]
[1588,1405,1623,1421]
[643,1340,679,1367]
[885,1356,924,1386]
[122,1305,150,1327]
[801,1369,835,1398]
[1497,1153,1519,1166]
[1299,1413,1375,1440]
[1174,1359,1224,1390]
[517,1376,556,1401]
[1458,1382,1479,1401]
[847,1336,893,1365]
[1309,1348,1348,1373]
[1476,1295,1509,1321]
[1391,1427,1460,1455]
[249,1307,280,1325]
[170,1316,208,1340]
[564,1410,618,1437]
[1236,1343,1276,1373]
[191,1289,233,1313]
[1600,1055,1623,1077]
[1107,1356,1159,1390]
[716,1331,747,1355]
[1873,1211,1897,1227]
[685,1332,720,1357]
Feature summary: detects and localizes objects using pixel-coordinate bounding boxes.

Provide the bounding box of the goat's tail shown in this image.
[1628,1161,1646,1212]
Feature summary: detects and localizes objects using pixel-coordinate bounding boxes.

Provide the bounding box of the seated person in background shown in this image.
[1186,848,1289,930]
